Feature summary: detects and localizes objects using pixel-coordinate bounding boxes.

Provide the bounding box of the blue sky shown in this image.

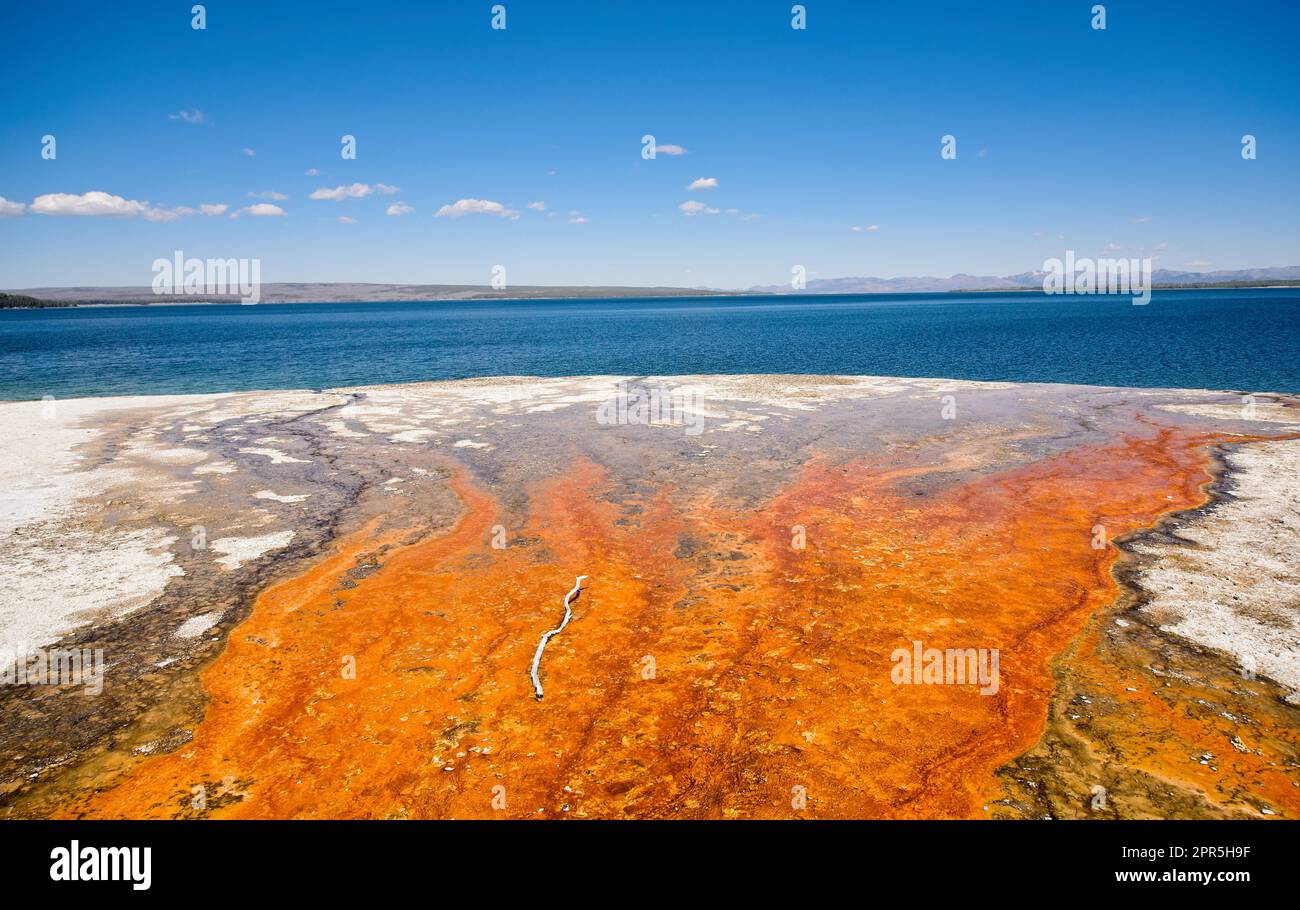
[2,0,1297,289]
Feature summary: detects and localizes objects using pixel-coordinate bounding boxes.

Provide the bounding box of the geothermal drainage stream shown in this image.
[530,576,588,700]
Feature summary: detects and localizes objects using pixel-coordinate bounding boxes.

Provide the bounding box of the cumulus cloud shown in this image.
[657,144,687,155]
[30,191,185,222]
[851,224,879,232]
[31,191,152,218]
[310,183,372,201]
[239,203,286,217]
[385,202,414,216]
[434,198,519,219]
[248,191,288,200]
[337,215,356,224]
[0,196,26,217]
[527,201,546,211]
[168,108,205,124]
[679,199,719,216]
[687,177,718,190]
[309,183,397,201]
[27,191,235,222]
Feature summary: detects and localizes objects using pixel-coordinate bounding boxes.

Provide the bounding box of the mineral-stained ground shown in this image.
[1,375,1297,819]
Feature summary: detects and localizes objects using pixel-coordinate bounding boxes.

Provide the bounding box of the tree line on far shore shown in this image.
[0,293,72,309]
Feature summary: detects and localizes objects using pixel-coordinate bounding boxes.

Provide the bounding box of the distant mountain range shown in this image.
[6,267,1300,307]
[747,266,1300,295]
[3,283,731,306]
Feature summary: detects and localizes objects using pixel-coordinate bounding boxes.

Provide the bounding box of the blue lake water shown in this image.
[2,289,1298,399]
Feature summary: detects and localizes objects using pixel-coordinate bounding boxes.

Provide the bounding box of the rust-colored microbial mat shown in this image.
[63,409,1297,820]
[22,379,1294,821]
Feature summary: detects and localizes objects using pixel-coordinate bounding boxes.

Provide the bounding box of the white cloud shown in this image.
[386,202,414,216]
[1101,241,1122,253]
[240,203,286,217]
[31,191,151,217]
[248,191,288,200]
[434,198,519,219]
[30,191,183,222]
[687,177,718,190]
[305,168,320,177]
[168,108,205,124]
[851,224,879,232]
[375,184,399,195]
[657,144,687,156]
[568,210,587,224]
[27,191,234,222]
[337,215,356,224]
[679,199,719,216]
[527,201,546,211]
[242,148,256,157]
[0,196,26,217]
[309,183,389,201]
